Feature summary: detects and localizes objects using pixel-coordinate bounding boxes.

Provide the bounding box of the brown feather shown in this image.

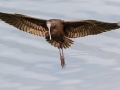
[0,12,47,37]
[46,37,74,49]
[63,20,120,38]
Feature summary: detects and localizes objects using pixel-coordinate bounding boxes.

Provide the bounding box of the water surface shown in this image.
[0,0,120,90]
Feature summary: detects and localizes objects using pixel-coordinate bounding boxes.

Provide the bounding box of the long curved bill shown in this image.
[47,23,52,40]
[48,27,51,40]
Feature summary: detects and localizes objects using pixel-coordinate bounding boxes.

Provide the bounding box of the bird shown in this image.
[0,12,120,68]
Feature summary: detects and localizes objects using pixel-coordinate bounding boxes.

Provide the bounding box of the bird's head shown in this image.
[46,19,58,28]
[46,20,52,40]
[46,19,61,40]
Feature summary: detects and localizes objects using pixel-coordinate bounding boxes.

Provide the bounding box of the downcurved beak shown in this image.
[47,23,52,40]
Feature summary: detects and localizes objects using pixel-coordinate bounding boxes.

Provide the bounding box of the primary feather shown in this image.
[63,20,120,38]
[0,12,47,36]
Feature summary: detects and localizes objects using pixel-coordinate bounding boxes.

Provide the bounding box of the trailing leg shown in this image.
[58,42,66,69]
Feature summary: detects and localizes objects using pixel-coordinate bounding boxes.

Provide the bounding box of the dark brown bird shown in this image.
[0,12,120,68]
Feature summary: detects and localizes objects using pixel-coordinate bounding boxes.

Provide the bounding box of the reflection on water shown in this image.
[0,0,120,90]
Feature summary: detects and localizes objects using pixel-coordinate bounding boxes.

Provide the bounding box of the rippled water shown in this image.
[0,0,120,90]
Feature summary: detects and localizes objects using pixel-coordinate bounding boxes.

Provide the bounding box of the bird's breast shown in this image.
[50,29,64,41]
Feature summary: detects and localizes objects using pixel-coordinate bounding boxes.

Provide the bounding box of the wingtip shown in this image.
[117,21,120,26]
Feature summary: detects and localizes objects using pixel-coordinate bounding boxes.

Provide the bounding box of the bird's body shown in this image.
[46,19,64,42]
[46,19,74,67]
[0,12,120,68]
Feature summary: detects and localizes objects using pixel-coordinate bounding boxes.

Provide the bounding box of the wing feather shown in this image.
[63,20,120,38]
[0,12,47,37]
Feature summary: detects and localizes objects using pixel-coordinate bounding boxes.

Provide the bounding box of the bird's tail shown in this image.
[46,37,74,49]
[62,37,74,49]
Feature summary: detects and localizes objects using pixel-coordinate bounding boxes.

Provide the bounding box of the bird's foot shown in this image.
[60,55,66,69]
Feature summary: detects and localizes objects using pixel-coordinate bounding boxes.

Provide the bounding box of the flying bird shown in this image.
[0,12,120,68]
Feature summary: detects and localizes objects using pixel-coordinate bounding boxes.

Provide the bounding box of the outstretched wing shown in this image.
[0,12,48,37]
[63,20,120,38]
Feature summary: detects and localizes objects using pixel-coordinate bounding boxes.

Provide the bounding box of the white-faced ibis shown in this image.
[0,12,120,68]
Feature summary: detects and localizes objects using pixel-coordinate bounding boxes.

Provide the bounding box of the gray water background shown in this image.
[0,0,120,90]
